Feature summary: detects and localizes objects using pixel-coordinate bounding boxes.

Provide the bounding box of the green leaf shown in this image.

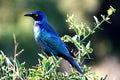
[86,41,91,49]
[105,17,110,21]
[45,62,50,71]
[61,35,73,42]
[101,14,105,20]
[93,16,100,24]
[38,53,44,58]
[107,6,116,16]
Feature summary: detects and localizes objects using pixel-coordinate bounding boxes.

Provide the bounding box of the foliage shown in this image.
[0,6,115,80]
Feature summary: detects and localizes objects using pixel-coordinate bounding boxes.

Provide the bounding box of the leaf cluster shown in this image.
[0,6,115,80]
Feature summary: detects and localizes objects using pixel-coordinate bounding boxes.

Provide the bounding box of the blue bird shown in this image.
[24,11,83,74]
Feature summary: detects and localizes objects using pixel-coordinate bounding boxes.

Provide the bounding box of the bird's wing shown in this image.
[42,34,70,56]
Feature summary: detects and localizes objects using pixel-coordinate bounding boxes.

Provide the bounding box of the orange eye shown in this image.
[35,14,38,17]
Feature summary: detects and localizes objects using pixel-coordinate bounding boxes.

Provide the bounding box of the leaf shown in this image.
[93,16,100,24]
[107,6,116,16]
[45,62,50,71]
[101,14,105,20]
[61,35,73,42]
[86,41,91,49]
[38,54,46,59]
[105,17,110,21]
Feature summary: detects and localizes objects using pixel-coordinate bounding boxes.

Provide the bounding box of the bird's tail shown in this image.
[66,55,84,74]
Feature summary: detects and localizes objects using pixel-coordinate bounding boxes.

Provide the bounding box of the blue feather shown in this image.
[24,11,83,74]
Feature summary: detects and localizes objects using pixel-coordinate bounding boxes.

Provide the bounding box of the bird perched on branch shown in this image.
[24,11,83,74]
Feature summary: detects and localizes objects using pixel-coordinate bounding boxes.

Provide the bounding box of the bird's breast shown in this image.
[34,23,49,41]
[34,25,40,32]
[34,25,40,38]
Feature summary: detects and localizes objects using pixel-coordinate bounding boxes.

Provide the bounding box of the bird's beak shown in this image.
[24,13,32,17]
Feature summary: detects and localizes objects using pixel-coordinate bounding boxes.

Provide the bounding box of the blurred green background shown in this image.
[0,0,120,79]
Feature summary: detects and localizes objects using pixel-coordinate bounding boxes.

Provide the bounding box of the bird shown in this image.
[24,11,83,74]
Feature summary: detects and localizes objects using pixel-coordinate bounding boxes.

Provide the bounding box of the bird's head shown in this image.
[24,11,47,21]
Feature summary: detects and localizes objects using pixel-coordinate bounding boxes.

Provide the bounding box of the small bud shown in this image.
[107,6,116,16]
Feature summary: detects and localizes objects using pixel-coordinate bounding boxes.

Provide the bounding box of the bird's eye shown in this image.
[35,14,38,17]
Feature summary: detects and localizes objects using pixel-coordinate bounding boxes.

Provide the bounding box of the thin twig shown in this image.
[13,34,17,62]
[12,34,24,80]
[1,50,23,80]
[15,49,24,57]
[103,75,108,80]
